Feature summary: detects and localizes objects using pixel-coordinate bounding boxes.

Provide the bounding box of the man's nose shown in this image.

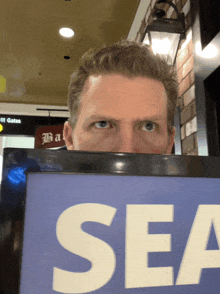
[113,127,138,153]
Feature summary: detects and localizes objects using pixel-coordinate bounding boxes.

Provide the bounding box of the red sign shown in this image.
[35,125,65,149]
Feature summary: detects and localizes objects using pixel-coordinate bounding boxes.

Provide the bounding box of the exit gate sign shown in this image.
[20,173,220,294]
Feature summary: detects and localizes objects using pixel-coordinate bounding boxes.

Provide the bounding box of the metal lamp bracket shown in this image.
[153,0,186,40]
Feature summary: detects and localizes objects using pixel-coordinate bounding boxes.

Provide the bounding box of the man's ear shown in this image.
[166,126,176,154]
[63,121,74,150]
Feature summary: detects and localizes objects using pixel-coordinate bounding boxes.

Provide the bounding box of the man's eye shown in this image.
[141,122,156,132]
[94,121,110,129]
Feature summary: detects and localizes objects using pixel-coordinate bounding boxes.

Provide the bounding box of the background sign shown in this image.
[20,173,220,293]
[0,115,67,135]
[35,124,65,148]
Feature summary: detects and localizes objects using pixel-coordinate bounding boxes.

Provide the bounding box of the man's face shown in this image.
[64,74,175,154]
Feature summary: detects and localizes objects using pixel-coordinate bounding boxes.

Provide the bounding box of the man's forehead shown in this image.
[82,74,167,100]
[80,75,101,96]
[89,75,100,86]
[78,74,168,123]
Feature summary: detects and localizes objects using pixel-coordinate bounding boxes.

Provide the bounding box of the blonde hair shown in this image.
[67,39,178,135]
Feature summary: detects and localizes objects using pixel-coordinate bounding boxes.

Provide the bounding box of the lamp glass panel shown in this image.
[150,31,181,64]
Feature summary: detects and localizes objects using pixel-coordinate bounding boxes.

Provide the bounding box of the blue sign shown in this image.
[20,174,220,293]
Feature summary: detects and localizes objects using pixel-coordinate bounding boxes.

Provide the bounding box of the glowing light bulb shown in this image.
[152,38,172,54]
[59,28,74,38]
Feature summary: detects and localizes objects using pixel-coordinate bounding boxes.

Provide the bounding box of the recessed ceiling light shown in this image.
[59,28,74,38]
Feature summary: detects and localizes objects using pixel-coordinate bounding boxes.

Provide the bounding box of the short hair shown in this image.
[67,39,179,135]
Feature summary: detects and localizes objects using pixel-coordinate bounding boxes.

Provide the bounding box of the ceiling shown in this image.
[0,0,140,107]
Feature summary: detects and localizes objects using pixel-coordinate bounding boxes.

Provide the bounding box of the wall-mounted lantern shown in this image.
[141,0,186,65]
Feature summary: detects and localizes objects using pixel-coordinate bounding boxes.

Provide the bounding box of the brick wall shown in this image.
[135,0,198,155]
[176,27,198,155]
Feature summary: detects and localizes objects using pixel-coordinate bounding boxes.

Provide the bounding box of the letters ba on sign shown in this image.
[20,174,220,294]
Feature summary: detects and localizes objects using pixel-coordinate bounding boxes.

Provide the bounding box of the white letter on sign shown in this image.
[53,203,117,293]
[125,205,173,288]
[176,205,220,285]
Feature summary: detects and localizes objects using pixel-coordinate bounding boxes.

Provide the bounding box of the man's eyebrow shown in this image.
[84,115,163,124]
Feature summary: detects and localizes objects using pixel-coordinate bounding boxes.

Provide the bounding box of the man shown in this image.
[63,39,178,154]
